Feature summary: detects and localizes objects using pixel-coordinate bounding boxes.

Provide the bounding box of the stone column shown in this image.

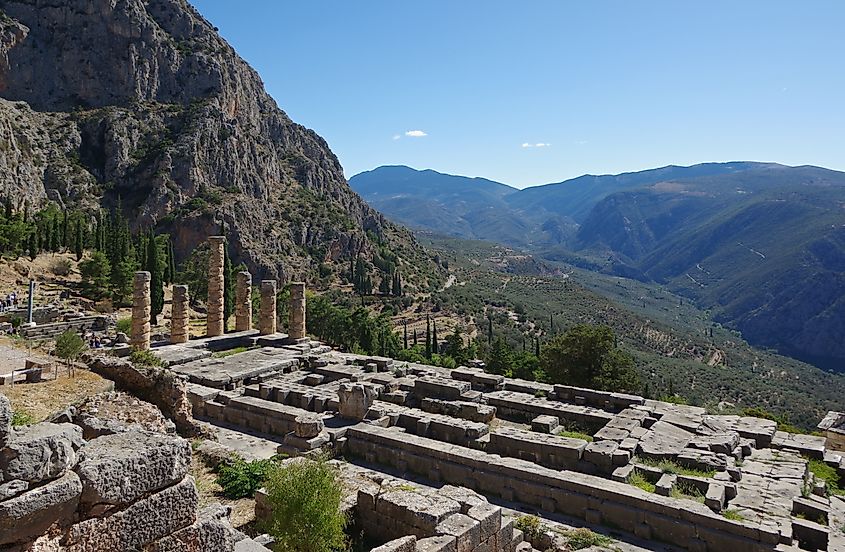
[235,271,252,331]
[259,280,276,335]
[288,282,306,340]
[171,285,189,344]
[26,279,35,324]
[131,271,151,350]
[206,236,225,337]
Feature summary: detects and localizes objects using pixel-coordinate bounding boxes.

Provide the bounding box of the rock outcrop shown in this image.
[0,392,238,550]
[0,0,440,288]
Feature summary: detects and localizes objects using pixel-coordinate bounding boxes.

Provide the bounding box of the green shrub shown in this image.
[561,528,615,550]
[722,509,745,521]
[636,457,716,478]
[128,348,162,367]
[628,470,656,493]
[11,410,34,427]
[514,515,542,541]
[55,330,86,366]
[261,457,348,552]
[807,458,843,496]
[115,317,131,334]
[216,458,273,499]
[556,429,593,442]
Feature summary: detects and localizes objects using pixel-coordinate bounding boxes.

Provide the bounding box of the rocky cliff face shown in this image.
[0,0,438,285]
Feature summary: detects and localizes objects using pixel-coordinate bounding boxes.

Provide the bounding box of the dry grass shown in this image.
[190,455,256,530]
[2,367,113,422]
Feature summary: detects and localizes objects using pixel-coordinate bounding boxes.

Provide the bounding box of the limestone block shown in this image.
[293,414,324,439]
[415,535,457,552]
[791,517,830,551]
[371,535,417,552]
[435,513,481,552]
[258,280,277,335]
[146,503,237,552]
[0,422,84,484]
[76,431,191,513]
[583,440,618,470]
[207,237,226,337]
[376,490,460,534]
[338,382,378,421]
[66,476,198,551]
[530,415,559,434]
[0,479,28,500]
[0,394,10,448]
[0,470,82,546]
[636,420,693,457]
[235,271,252,332]
[655,473,676,496]
[467,503,501,540]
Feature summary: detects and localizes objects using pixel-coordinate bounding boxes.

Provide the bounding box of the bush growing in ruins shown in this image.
[128,348,162,367]
[540,324,640,393]
[11,410,34,427]
[262,456,348,552]
[561,528,615,550]
[514,515,543,541]
[55,329,86,370]
[216,457,273,499]
[116,317,131,334]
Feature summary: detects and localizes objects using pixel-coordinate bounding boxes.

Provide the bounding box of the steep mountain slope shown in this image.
[576,165,845,368]
[349,166,532,243]
[0,0,440,288]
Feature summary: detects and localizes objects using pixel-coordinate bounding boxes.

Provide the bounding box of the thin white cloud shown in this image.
[522,142,551,148]
[405,130,427,137]
[392,134,401,140]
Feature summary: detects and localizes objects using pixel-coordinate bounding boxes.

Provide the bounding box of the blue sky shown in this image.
[192,1,845,188]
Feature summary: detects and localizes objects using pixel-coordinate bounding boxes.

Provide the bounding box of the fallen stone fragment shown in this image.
[0,422,84,484]
[0,470,82,546]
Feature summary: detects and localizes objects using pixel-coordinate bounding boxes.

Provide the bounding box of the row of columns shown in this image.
[129,236,306,350]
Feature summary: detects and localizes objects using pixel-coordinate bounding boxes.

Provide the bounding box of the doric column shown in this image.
[259,280,276,335]
[206,236,225,337]
[288,282,306,339]
[131,271,151,350]
[235,271,252,331]
[171,284,189,344]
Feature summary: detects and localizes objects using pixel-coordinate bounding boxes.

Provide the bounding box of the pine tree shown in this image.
[425,315,431,359]
[74,220,83,261]
[223,239,234,331]
[147,229,164,325]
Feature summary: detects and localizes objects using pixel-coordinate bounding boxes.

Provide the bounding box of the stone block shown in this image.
[76,431,191,513]
[293,414,324,438]
[338,383,378,421]
[66,476,198,550]
[655,473,676,496]
[415,535,457,552]
[0,422,84,484]
[372,536,417,552]
[435,513,480,552]
[530,415,559,434]
[704,483,726,512]
[146,503,237,552]
[0,394,10,448]
[0,470,81,546]
[467,503,501,540]
[791,518,829,552]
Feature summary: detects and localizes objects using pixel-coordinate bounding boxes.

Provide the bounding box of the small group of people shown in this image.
[0,291,20,312]
[87,333,104,349]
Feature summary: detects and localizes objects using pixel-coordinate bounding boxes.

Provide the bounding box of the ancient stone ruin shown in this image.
[0,392,265,551]
[130,271,151,351]
[206,236,225,338]
[170,284,190,344]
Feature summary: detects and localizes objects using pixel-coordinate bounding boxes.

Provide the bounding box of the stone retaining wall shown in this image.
[345,423,781,552]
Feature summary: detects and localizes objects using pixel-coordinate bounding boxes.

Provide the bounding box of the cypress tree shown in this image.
[487,316,493,344]
[147,230,164,325]
[223,239,234,331]
[431,319,438,356]
[74,220,83,261]
[28,232,37,261]
[413,328,418,346]
[168,239,176,284]
[403,319,408,349]
[534,337,540,357]
[425,315,431,359]
[549,313,554,334]
[62,211,69,249]
[4,198,11,219]
[22,203,28,223]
